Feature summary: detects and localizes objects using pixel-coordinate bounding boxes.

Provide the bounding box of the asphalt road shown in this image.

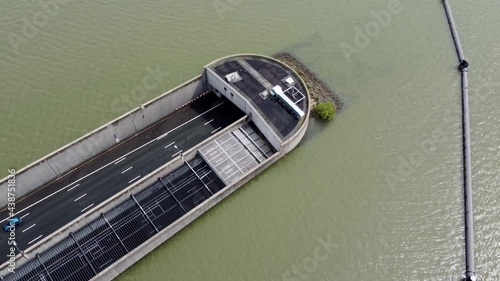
[0,93,244,263]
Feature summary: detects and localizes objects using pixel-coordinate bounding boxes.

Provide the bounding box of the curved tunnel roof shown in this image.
[205,54,310,140]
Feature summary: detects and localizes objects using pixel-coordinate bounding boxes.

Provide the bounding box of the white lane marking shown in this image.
[74,194,87,202]
[114,157,126,165]
[20,213,30,219]
[67,184,80,192]
[28,235,43,245]
[164,142,175,149]
[128,175,141,184]
[156,102,225,140]
[121,166,133,174]
[0,101,226,224]
[22,224,36,233]
[211,127,221,134]
[204,119,214,125]
[171,150,183,158]
[81,204,94,213]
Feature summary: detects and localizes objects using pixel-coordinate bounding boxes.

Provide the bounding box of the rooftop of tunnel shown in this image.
[206,55,310,141]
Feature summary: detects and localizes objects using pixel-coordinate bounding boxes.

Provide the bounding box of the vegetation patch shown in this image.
[314,102,336,121]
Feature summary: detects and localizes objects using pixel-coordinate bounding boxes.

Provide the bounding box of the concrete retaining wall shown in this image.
[7,161,57,201]
[0,76,205,208]
[130,76,205,131]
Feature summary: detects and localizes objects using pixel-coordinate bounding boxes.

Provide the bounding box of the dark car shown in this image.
[3,217,22,232]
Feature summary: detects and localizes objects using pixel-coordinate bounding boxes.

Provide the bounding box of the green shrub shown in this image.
[314,102,336,120]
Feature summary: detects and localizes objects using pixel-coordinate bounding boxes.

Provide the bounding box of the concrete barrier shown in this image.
[130,76,205,131]
[0,76,205,208]
[7,161,57,200]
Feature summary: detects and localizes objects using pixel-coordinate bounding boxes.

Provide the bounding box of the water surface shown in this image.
[0,0,499,280]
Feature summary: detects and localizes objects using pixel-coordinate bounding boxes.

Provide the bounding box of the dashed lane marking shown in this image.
[74,194,87,202]
[22,224,36,233]
[67,184,80,192]
[28,235,43,245]
[164,142,175,149]
[128,175,141,184]
[121,166,133,174]
[81,204,95,213]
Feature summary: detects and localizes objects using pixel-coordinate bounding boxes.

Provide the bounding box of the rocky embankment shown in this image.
[273,52,343,114]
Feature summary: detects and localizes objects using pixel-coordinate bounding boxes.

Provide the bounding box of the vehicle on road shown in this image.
[3,217,22,232]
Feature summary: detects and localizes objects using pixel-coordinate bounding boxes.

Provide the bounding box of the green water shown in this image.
[1,0,499,280]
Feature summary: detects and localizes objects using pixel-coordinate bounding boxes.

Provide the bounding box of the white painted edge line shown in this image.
[128,175,141,184]
[211,127,221,134]
[156,102,225,140]
[0,102,226,224]
[121,166,133,174]
[164,142,175,149]
[28,235,43,245]
[204,119,214,125]
[171,150,183,158]
[74,194,87,202]
[81,204,94,213]
[67,184,80,192]
[20,213,30,219]
[22,224,36,233]
[114,157,126,165]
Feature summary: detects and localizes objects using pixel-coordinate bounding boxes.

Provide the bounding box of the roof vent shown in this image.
[285,77,295,87]
[225,71,242,83]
